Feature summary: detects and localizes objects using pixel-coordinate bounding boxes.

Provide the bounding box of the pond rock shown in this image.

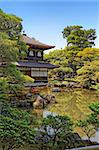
[33,94,56,109]
[44,94,56,104]
[33,95,46,109]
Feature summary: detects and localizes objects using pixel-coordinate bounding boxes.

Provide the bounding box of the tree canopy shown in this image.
[45,25,99,89]
[0,32,19,62]
[0,9,22,39]
[62,25,96,48]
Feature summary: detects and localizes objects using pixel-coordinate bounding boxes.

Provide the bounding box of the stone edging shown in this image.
[65,145,99,150]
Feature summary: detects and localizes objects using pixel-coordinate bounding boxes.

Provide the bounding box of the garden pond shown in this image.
[32,87,99,141]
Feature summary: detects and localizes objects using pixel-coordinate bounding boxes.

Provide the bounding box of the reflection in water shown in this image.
[43,110,57,118]
[32,109,57,119]
[39,87,99,121]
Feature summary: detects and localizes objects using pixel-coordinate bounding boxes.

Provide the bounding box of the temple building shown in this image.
[17,35,57,83]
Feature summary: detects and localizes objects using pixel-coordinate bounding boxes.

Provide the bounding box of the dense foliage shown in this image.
[77,102,99,142]
[34,115,85,150]
[0,32,19,63]
[45,25,99,89]
[62,25,96,48]
[0,9,27,63]
[0,103,35,150]
[0,9,22,39]
[0,10,35,150]
[0,9,31,97]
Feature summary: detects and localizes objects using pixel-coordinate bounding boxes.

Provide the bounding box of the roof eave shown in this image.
[29,44,55,50]
[21,35,55,50]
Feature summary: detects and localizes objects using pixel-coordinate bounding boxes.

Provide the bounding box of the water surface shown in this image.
[40,88,99,121]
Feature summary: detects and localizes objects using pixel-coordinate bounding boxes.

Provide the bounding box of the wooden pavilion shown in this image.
[17,35,57,83]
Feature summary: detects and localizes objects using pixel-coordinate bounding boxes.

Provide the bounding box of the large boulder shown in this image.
[33,95,46,109]
[33,94,56,109]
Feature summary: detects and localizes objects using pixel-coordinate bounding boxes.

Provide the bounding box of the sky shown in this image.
[0,0,99,51]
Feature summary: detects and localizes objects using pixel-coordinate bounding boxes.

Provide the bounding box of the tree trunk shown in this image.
[53,135,57,146]
[2,145,5,150]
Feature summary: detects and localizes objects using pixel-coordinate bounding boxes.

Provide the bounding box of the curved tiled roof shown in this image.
[21,35,55,50]
[0,61,59,69]
[17,61,58,69]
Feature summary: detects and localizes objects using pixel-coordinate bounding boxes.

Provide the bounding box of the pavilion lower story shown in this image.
[20,67,48,83]
[17,61,57,83]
